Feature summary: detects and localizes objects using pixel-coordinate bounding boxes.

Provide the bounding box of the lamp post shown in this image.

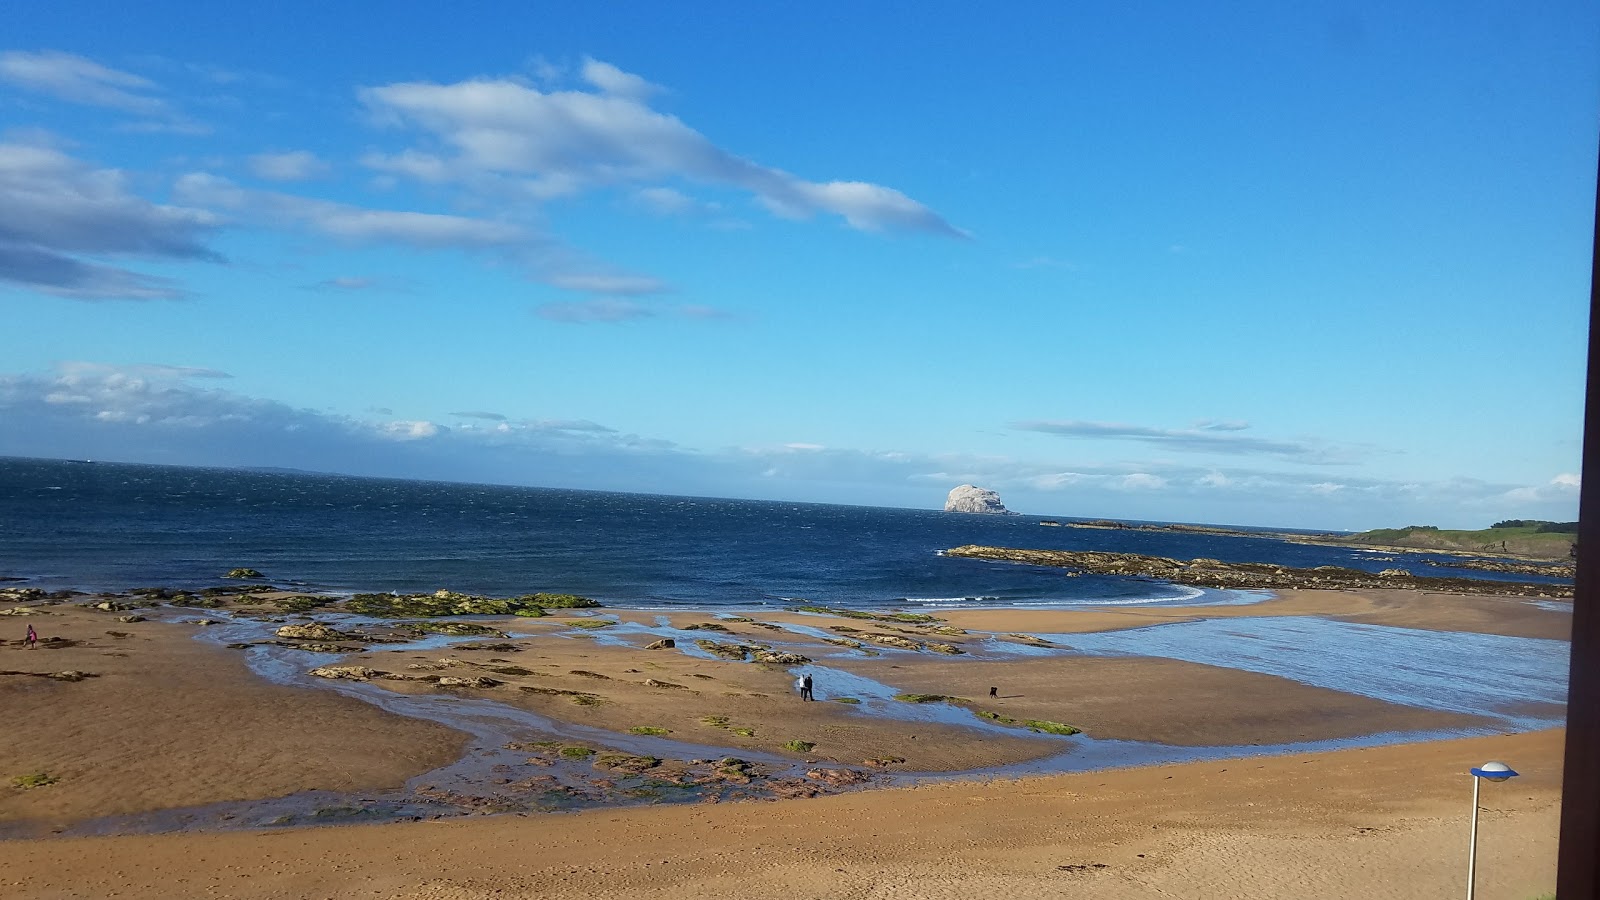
[1466,760,1520,900]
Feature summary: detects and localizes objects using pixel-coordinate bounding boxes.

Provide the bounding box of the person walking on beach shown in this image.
[25,624,37,649]
[801,672,814,701]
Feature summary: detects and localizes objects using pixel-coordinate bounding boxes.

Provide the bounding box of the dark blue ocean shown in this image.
[0,457,1562,607]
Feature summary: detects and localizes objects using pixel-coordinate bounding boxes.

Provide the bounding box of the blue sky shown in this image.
[1,1,1595,529]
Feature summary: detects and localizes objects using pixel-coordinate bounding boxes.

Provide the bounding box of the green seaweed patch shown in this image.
[730,726,756,737]
[700,715,732,727]
[559,746,596,758]
[976,710,1080,735]
[781,740,816,753]
[564,618,615,629]
[484,665,535,676]
[628,726,671,736]
[832,697,862,704]
[1022,719,1080,735]
[223,568,264,579]
[893,693,969,705]
[12,773,57,789]
[722,616,754,623]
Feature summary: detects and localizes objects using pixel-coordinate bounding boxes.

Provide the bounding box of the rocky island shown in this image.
[944,485,1011,515]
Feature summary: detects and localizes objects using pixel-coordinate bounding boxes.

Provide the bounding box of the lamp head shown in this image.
[1470,761,1519,782]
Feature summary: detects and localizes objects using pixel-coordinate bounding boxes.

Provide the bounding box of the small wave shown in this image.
[897,596,1001,605]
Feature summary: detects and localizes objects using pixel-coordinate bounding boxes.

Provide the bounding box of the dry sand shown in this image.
[0,607,467,828]
[0,728,1563,900]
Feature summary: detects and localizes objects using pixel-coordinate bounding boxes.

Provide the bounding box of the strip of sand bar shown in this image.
[933,587,1573,640]
[0,606,469,829]
[0,728,1563,900]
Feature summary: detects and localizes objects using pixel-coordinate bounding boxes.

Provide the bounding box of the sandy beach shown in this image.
[0,584,1570,898]
[1,729,1563,899]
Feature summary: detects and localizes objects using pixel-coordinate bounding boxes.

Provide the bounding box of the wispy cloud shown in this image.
[358,61,966,236]
[0,50,165,114]
[1014,419,1336,462]
[0,50,203,132]
[248,150,331,182]
[0,140,220,300]
[535,298,655,323]
[304,276,381,292]
[450,410,507,421]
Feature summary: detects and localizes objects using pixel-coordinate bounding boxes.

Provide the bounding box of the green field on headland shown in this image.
[1329,520,1577,559]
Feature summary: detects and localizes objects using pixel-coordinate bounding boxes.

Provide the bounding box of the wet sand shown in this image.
[832,655,1490,745]
[935,588,1573,640]
[347,636,1062,771]
[1,728,1563,900]
[0,607,468,828]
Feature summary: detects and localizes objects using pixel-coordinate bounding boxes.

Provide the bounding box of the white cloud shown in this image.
[248,150,331,182]
[0,141,220,300]
[633,186,711,217]
[1199,470,1232,487]
[580,57,662,101]
[1552,473,1581,488]
[357,64,964,236]
[379,420,441,440]
[0,50,165,114]
[1120,473,1167,490]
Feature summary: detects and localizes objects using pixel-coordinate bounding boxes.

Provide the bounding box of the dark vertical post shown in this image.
[1556,142,1600,898]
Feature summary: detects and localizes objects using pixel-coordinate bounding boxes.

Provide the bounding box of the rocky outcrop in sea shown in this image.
[943,545,1574,599]
[944,485,1011,515]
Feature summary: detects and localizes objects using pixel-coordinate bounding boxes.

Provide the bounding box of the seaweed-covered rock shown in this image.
[344,590,597,618]
[695,640,761,660]
[752,650,811,665]
[223,568,265,579]
[806,768,871,787]
[275,623,358,642]
[592,754,661,774]
[117,614,146,623]
[310,666,383,680]
[866,633,923,651]
[437,675,502,688]
[401,621,509,638]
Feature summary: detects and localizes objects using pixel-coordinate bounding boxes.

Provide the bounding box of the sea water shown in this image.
[0,456,1569,607]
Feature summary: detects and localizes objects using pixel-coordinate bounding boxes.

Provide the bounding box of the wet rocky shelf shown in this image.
[943,545,1574,599]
